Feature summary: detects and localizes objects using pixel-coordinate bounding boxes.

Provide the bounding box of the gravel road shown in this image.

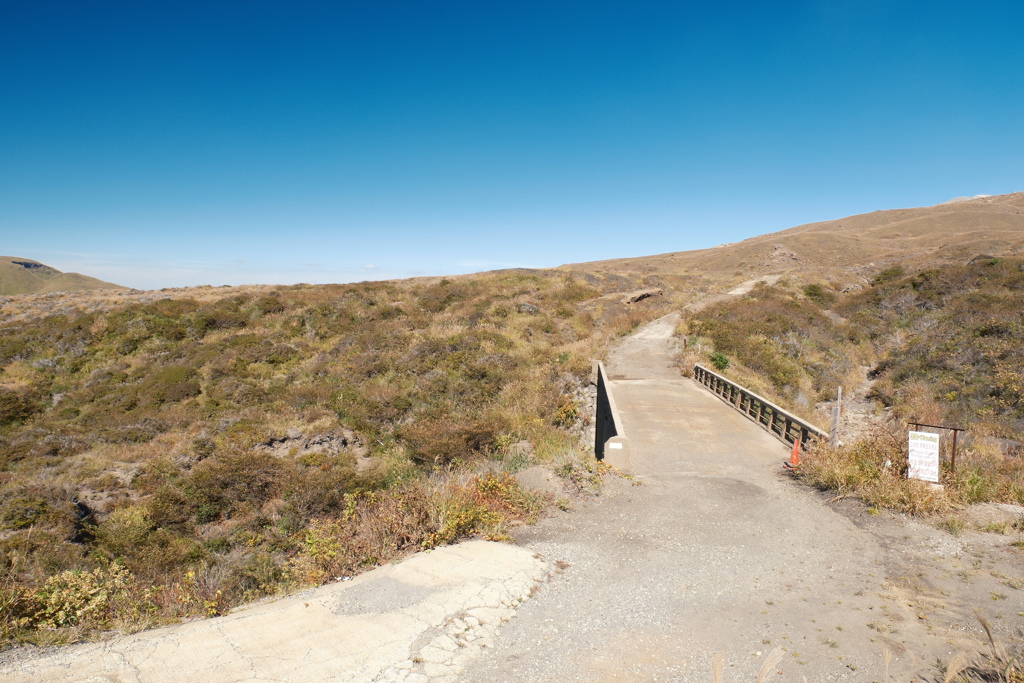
[462,313,1024,682]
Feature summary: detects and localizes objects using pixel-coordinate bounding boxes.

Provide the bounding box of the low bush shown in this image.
[0,388,40,427]
[709,352,730,371]
[801,283,835,306]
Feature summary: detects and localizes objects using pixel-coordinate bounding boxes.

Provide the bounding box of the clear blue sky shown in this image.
[2,1,1022,289]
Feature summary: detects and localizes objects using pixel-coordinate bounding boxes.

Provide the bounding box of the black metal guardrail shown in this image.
[693,364,827,449]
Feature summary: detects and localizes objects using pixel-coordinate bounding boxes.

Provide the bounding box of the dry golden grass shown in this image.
[563,191,1024,298]
[797,423,1024,518]
[942,612,1024,682]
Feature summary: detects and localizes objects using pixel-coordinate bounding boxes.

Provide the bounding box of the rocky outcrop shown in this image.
[621,288,662,304]
[254,428,368,459]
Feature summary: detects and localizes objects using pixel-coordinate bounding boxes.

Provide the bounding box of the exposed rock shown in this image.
[517,302,539,315]
[758,244,800,268]
[254,428,368,459]
[509,440,534,459]
[621,288,663,304]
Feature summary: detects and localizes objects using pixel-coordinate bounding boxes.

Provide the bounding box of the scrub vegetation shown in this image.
[0,270,668,645]
[680,257,1024,514]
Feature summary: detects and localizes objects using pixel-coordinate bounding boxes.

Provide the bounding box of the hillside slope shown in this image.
[563,191,1024,292]
[0,256,125,295]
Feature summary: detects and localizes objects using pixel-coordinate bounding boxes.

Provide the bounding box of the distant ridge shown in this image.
[0,256,126,295]
[938,194,993,205]
[562,191,1024,291]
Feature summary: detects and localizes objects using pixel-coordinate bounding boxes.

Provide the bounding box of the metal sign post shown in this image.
[829,386,842,444]
[908,420,966,474]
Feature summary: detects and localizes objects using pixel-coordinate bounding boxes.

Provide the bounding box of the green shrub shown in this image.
[871,265,905,285]
[183,451,285,521]
[28,562,131,629]
[802,283,834,306]
[0,495,49,530]
[710,352,730,371]
[0,388,40,427]
[400,415,505,466]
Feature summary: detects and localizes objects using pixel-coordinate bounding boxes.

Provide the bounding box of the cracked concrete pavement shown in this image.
[0,541,549,682]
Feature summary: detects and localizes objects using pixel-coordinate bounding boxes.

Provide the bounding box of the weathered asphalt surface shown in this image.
[462,313,941,682]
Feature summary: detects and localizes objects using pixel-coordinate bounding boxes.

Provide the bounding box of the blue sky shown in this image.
[2,1,1022,289]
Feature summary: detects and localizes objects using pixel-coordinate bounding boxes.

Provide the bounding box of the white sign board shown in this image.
[908,431,940,483]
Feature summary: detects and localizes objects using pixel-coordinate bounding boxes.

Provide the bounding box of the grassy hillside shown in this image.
[564,191,1024,296]
[0,270,668,644]
[680,257,1024,514]
[0,257,125,296]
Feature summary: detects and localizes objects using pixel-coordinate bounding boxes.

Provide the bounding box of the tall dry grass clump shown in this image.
[799,426,958,516]
[942,612,1024,683]
[798,423,1024,516]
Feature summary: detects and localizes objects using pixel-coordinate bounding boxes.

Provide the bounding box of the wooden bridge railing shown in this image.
[693,364,827,449]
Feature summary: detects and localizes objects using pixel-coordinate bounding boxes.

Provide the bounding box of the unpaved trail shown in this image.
[463,314,1024,682]
[683,275,784,314]
[4,316,1021,682]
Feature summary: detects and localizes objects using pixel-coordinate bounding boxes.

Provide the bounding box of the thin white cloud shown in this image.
[363,264,378,270]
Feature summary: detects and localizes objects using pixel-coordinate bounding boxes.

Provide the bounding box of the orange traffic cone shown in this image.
[783,439,800,469]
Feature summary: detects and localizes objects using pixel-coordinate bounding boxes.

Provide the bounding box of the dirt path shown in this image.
[4,316,1020,682]
[462,314,1024,682]
[682,275,784,314]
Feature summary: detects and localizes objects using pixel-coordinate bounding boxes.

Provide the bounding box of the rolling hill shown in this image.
[0,256,125,295]
[563,191,1024,293]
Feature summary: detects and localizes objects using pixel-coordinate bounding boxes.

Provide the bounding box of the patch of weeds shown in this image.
[802,283,835,306]
[867,621,896,634]
[552,398,580,427]
[939,517,967,536]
